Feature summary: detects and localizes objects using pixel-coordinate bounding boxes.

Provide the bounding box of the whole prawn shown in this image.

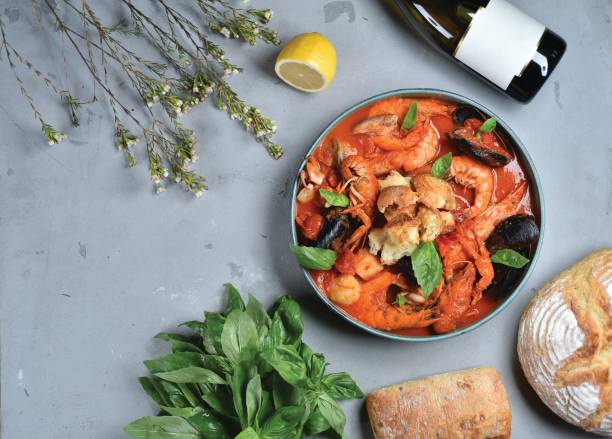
[348,272,439,330]
[341,155,379,249]
[450,155,494,220]
[433,263,477,334]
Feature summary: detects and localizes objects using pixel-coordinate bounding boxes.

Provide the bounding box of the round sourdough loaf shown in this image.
[518,249,612,436]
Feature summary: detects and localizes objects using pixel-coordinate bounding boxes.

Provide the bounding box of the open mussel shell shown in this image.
[453,105,487,125]
[314,213,349,248]
[486,214,539,253]
[485,215,540,298]
[450,105,515,167]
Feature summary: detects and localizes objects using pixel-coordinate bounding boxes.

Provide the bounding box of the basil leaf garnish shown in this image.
[319,188,349,207]
[392,293,408,307]
[431,152,452,179]
[290,245,336,270]
[411,242,442,298]
[479,117,497,133]
[401,101,418,130]
[491,249,530,268]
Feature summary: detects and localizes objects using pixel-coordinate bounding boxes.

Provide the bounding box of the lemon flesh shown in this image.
[275,33,336,93]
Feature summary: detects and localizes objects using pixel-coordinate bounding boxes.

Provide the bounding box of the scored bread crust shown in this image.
[518,249,612,436]
[366,367,511,439]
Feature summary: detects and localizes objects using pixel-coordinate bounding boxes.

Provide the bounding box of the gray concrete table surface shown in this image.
[1,0,611,437]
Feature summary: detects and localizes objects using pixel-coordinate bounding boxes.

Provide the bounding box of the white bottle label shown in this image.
[454,0,545,89]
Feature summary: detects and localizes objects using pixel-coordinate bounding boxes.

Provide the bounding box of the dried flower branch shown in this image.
[1,0,283,196]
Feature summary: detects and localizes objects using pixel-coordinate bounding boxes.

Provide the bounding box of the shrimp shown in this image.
[354,97,454,151]
[341,155,379,249]
[450,155,494,220]
[465,181,528,241]
[437,181,528,299]
[433,263,477,334]
[353,114,398,136]
[348,272,439,330]
[367,122,440,176]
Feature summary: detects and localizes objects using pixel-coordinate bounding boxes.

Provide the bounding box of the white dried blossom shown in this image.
[156,185,166,194]
[194,190,203,198]
[220,27,231,38]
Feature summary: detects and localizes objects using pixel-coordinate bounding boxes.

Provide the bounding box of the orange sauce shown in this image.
[296,97,537,337]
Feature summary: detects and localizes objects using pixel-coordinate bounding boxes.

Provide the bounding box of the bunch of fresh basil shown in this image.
[124,284,363,439]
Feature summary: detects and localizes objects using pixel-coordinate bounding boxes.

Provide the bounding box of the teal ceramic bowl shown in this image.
[290,88,544,342]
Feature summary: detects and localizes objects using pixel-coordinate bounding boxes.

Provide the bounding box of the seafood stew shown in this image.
[292,92,542,338]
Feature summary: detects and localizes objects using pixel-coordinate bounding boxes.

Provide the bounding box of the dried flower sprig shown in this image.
[1,0,283,196]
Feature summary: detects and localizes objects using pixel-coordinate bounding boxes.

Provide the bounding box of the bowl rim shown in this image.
[289,88,545,342]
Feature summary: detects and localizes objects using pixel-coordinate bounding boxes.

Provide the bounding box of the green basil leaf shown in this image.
[201,391,237,420]
[186,407,231,439]
[246,374,262,427]
[225,283,246,313]
[304,407,331,436]
[271,295,304,345]
[262,345,308,386]
[220,310,259,364]
[321,372,364,400]
[160,406,198,417]
[319,188,349,207]
[290,245,336,270]
[316,392,346,436]
[138,377,171,407]
[232,361,257,428]
[179,320,206,338]
[431,152,452,179]
[236,427,260,439]
[491,249,530,268]
[203,312,226,354]
[246,294,271,338]
[153,379,192,408]
[154,367,226,384]
[479,116,497,133]
[155,333,204,354]
[411,242,442,298]
[124,416,200,439]
[401,101,418,130]
[271,373,294,410]
[392,292,408,307]
[308,353,327,383]
[257,390,274,428]
[144,352,206,374]
[260,406,305,439]
[201,354,233,376]
[299,343,314,364]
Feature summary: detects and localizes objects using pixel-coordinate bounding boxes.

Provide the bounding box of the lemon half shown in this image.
[275,33,337,93]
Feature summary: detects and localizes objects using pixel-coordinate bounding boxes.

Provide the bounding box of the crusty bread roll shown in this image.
[518,249,612,436]
[367,367,511,438]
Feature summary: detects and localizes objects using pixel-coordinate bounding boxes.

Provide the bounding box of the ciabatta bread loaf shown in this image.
[367,367,511,438]
[518,249,612,436]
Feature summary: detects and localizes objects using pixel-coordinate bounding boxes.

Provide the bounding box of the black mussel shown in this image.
[486,215,539,253]
[449,127,513,167]
[452,105,487,125]
[314,213,349,248]
[397,256,417,285]
[485,215,540,298]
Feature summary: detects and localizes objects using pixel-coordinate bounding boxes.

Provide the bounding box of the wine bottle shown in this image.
[387,0,566,103]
